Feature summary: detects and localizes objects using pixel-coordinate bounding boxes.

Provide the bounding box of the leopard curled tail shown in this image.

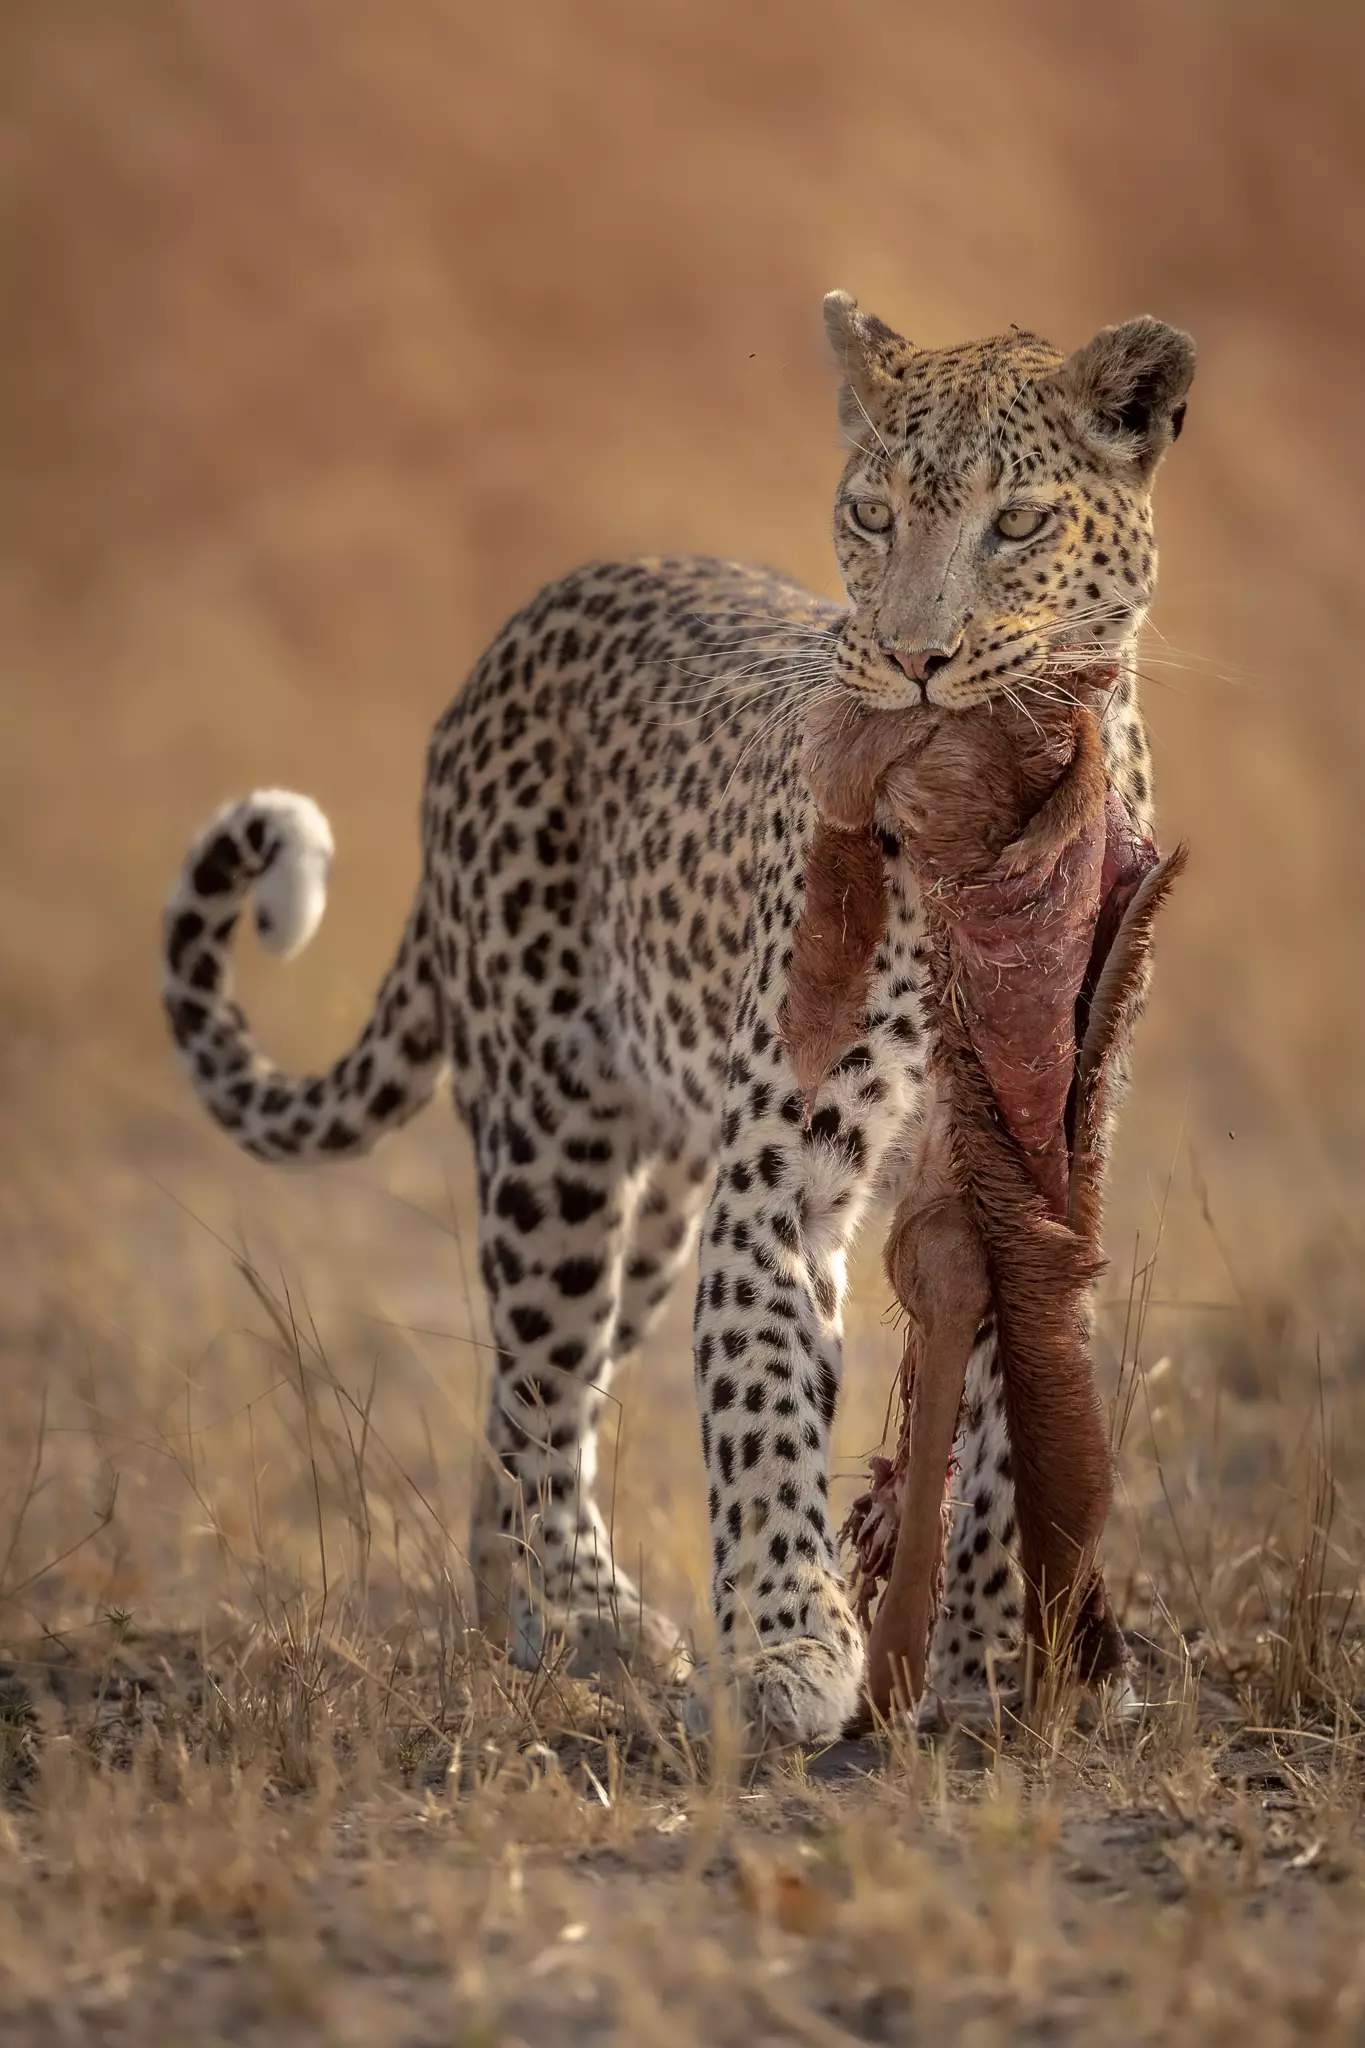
[161,789,446,1165]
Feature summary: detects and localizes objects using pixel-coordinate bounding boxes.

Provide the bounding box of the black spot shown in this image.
[565,1136,613,1165]
[167,909,206,974]
[167,996,209,1046]
[501,878,534,938]
[495,1178,545,1234]
[505,1117,537,1165]
[556,1178,607,1225]
[771,1211,799,1252]
[756,1145,785,1189]
[509,1304,552,1344]
[494,1238,525,1286]
[191,834,239,897]
[551,1255,603,1298]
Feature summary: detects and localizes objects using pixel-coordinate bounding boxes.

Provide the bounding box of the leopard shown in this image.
[161,290,1194,1746]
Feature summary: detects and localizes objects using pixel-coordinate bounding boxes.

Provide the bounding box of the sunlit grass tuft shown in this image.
[0,1151,1362,2041]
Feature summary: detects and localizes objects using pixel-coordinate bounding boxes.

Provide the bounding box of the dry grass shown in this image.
[3,0,1365,2038]
[0,1131,1362,2044]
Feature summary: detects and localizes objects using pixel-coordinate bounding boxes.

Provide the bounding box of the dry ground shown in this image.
[3,2,1365,2041]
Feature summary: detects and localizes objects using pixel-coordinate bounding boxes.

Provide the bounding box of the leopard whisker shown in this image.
[718,682,843,804]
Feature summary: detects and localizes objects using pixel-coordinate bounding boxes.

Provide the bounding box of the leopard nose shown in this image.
[888,641,962,685]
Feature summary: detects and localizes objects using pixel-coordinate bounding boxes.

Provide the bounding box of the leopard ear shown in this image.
[1054,316,1195,477]
[822,290,911,449]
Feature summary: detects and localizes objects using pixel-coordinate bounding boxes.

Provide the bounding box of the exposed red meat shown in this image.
[782,670,1185,1718]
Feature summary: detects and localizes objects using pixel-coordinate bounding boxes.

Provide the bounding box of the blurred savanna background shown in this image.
[2,3,1365,2040]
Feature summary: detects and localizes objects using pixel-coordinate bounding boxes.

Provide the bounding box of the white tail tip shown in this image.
[248,790,335,960]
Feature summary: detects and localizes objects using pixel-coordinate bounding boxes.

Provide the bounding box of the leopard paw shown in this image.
[550,1596,692,1684]
[685,1636,865,1751]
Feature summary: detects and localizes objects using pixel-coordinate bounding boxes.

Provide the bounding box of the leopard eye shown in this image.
[850,499,893,535]
[996,505,1048,541]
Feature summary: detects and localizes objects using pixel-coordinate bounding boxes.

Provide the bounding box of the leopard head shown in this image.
[822,290,1195,712]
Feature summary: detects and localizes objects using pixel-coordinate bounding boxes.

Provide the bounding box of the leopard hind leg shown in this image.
[469,1070,707,1682]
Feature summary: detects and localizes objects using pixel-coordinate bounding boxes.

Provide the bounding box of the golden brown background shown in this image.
[1,0,1362,1631]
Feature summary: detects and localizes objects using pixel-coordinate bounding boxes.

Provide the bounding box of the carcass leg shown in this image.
[865,1093,990,1719]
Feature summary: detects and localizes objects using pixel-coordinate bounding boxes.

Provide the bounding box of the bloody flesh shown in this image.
[781,670,1185,1716]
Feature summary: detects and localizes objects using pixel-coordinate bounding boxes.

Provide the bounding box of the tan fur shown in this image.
[863,1085,990,1717]
[788,669,1183,1706]
[782,822,887,1122]
[791,678,1115,1211]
